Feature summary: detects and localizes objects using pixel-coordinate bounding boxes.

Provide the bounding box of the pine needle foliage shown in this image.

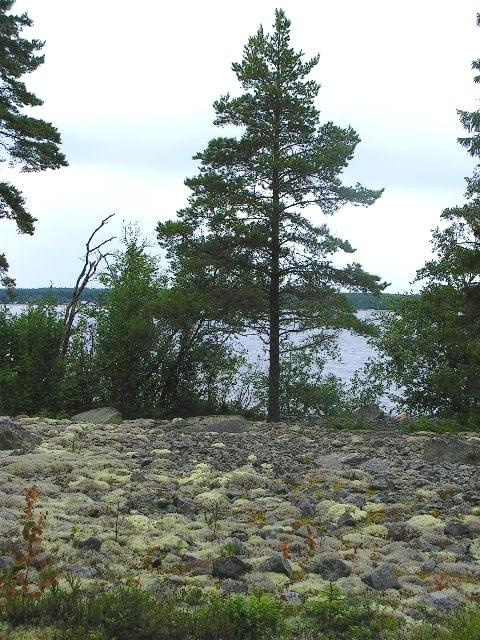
[158,9,384,421]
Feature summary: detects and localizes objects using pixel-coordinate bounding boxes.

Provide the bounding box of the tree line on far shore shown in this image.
[0,288,412,310]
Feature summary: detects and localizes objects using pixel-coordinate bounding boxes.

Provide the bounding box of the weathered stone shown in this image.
[220,579,248,594]
[0,419,40,450]
[337,512,356,528]
[444,522,471,538]
[360,457,392,475]
[212,556,248,579]
[282,590,304,604]
[361,564,400,590]
[71,407,121,424]
[353,404,391,429]
[310,555,351,581]
[423,438,480,465]
[183,415,252,434]
[74,536,102,551]
[0,556,14,570]
[297,497,316,515]
[66,566,98,578]
[422,591,462,612]
[173,495,196,515]
[223,537,248,556]
[257,554,293,578]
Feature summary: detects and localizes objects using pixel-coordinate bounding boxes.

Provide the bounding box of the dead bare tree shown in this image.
[60,214,115,357]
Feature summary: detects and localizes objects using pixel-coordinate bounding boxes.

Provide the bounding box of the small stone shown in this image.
[298,497,316,515]
[223,537,248,556]
[310,555,351,581]
[422,591,461,612]
[0,419,41,450]
[71,407,121,424]
[0,556,14,570]
[257,554,293,578]
[361,564,400,591]
[337,512,356,528]
[230,530,248,541]
[74,536,102,551]
[444,522,471,538]
[66,566,98,578]
[220,579,248,594]
[282,590,304,604]
[387,523,411,541]
[173,495,196,515]
[212,556,248,579]
[421,557,438,572]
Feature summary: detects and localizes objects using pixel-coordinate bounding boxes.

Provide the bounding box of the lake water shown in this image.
[4,305,381,388]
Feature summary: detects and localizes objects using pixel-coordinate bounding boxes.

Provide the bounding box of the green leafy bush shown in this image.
[0,303,64,415]
[1,585,285,640]
[301,584,400,639]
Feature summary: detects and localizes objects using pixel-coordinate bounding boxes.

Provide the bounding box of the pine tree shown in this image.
[158,9,384,421]
[0,0,67,286]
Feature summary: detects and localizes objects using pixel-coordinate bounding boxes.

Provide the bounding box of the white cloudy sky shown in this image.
[3,0,479,291]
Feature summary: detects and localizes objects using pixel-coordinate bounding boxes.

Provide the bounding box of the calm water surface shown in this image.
[5,305,381,386]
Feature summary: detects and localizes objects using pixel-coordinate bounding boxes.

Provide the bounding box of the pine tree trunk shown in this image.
[268,167,281,422]
[268,212,281,422]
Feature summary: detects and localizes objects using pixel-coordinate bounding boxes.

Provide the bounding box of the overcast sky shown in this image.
[3,0,479,291]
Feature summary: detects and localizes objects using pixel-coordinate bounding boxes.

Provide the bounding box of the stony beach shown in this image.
[1,414,480,624]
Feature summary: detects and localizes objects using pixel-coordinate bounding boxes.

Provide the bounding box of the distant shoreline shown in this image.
[1,288,414,310]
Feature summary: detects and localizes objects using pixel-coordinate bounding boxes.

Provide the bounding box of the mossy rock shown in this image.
[0,418,40,450]
[71,407,122,424]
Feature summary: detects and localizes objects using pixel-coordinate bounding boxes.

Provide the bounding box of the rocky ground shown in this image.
[1,413,480,624]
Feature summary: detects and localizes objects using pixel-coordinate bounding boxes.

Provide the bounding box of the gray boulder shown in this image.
[257,554,293,578]
[212,556,249,579]
[361,564,400,590]
[353,404,392,429]
[0,418,40,451]
[220,579,248,594]
[423,438,480,465]
[71,407,121,424]
[422,591,462,612]
[182,415,251,434]
[73,536,102,551]
[0,556,14,570]
[223,537,248,556]
[310,555,351,581]
[444,522,471,538]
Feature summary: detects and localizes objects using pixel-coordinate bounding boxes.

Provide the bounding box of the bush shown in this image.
[1,585,286,640]
[301,584,401,639]
[0,303,64,415]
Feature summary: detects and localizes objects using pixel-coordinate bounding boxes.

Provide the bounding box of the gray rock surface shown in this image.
[310,554,351,581]
[182,415,252,433]
[212,556,249,579]
[257,554,293,578]
[423,438,480,465]
[362,564,400,591]
[0,418,40,451]
[71,407,121,424]
[2,414,480,620]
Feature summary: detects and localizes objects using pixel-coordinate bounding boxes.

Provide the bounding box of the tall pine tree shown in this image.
[158,9,384,421]
[0,0,67,286]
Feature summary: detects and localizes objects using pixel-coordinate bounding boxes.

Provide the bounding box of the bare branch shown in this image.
[60,214,116,357]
